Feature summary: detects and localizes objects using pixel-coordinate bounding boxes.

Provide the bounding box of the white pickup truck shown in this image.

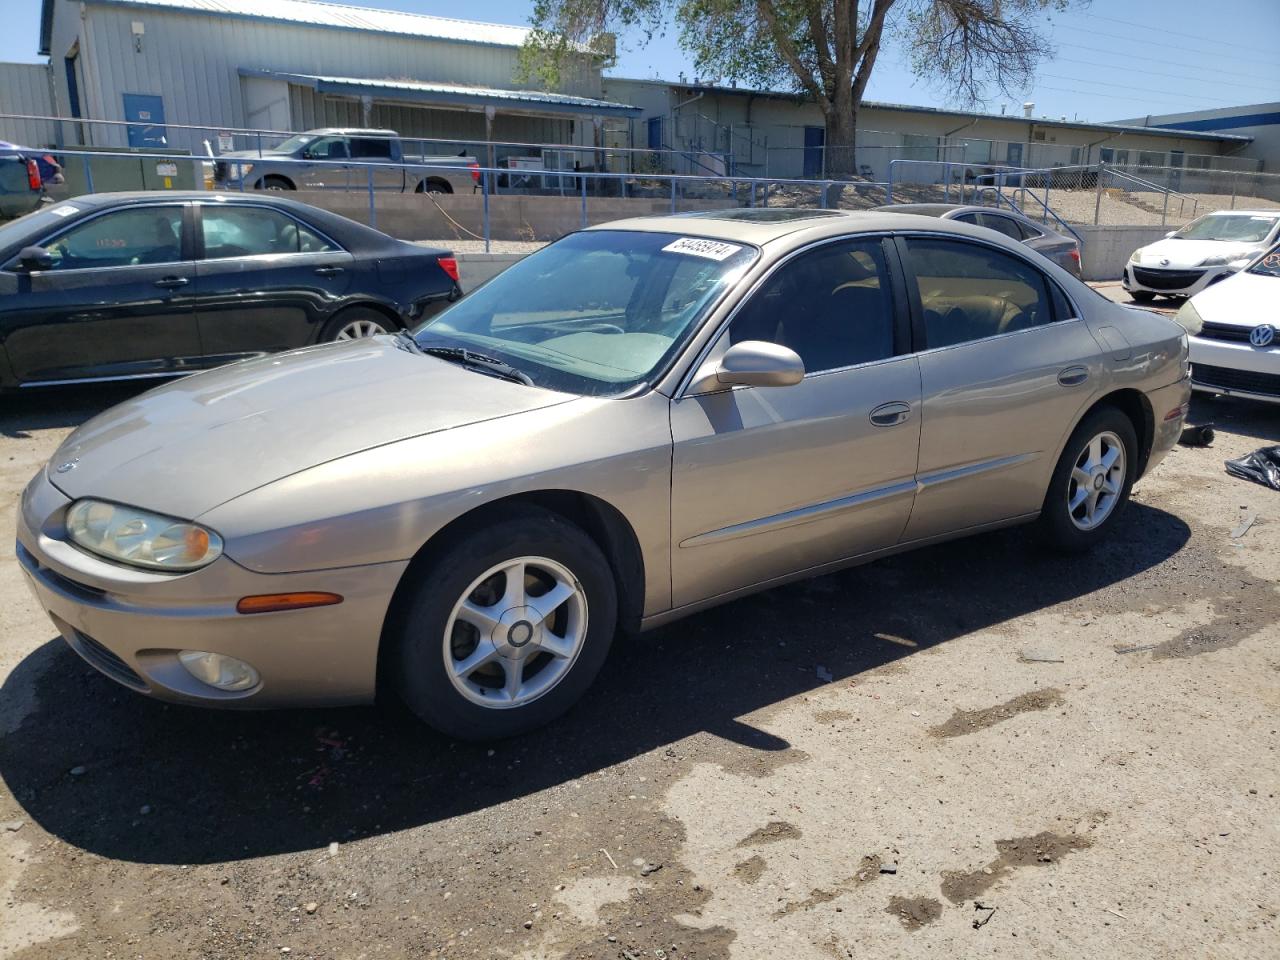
[213,128,480,194]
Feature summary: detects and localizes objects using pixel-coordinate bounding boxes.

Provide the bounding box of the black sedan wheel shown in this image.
[321,308,395,342]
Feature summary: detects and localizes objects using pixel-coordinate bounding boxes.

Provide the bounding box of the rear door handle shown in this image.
[1058,365,1089,387]
[154,277,188,289]
[315,266,344,277]
[869,401,912,427]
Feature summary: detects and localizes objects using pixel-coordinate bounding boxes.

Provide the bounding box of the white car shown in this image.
[1124,210,1280,301]
[1176,244,1280,403]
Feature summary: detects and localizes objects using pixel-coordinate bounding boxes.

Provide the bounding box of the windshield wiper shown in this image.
[420,344,534,386]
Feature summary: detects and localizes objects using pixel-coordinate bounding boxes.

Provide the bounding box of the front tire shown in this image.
[392,506,618,740]
[1129,290,1156,303]
[259,175,295,191]
[1038,406,1138,553]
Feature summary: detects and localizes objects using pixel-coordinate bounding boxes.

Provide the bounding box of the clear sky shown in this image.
[3,0,1278,123]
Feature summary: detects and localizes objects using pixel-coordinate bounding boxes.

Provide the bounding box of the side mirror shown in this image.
[690,340,805,393]
[1164,230,1177,239]
[17,245,52,272]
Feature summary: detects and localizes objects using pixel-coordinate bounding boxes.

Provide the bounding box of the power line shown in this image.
[1033,83,1237,109]
[1052,24,1276,67]
[1055,12,1280,59]
[1054,41,1274,82]
[1039,73,1253,106]
[1053,56,1280,97]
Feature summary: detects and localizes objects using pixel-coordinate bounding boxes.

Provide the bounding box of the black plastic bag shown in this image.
[1225,446,1280,490]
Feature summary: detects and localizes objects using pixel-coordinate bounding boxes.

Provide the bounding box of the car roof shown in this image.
[871,203,965,216]
[1196,209,1279,217]
[587,208,1003,246]
[304,128,397,137]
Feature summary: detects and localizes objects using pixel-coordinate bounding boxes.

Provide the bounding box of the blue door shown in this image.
[123,94,168,148]
[803,126,825,178]
[647,117,664,151]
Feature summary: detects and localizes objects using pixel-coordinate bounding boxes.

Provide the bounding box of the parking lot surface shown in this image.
[1,381,1277,959]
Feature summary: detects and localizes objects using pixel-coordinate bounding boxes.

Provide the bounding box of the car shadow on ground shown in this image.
[0,502,1190,866]
[0,383,150,438]
[1189,394,1280,444]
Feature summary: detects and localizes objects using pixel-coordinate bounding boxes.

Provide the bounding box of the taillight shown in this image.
[1069,248,1080,263]
[437,256,460,282]
[26,159,41,191]
[469,161,480,182]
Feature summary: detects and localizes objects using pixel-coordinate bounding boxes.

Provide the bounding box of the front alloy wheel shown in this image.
[444,556,588,708]
[392,505,617,740]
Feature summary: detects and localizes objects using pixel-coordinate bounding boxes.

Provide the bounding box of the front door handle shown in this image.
[154,276,188,289]
[315,266,344,277]
[1058,365,1089,387]
[869,401,912,427]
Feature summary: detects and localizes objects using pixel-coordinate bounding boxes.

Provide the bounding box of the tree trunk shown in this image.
[824,96,857,178]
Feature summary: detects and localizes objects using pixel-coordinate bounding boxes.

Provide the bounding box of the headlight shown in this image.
[234,162,254,177]
[1174,299,1204,337]
[1129,249,1143,263]
[65,499,223,571]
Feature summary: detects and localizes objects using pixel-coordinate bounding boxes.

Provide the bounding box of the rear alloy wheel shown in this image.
[320,308,394,342]
[1039,406,1138,552]
[393,506,617,740]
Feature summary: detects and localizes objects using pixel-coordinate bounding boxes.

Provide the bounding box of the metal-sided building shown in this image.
[602,77,1259,182]
[30,0,638,154]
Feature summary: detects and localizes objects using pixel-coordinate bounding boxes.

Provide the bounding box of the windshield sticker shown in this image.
[48,205,79,218]
[662,237,744,261]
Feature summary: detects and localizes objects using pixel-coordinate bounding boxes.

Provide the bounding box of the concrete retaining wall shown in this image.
[289,190,728,243]
[454,253,526,290]
[1075,225,1171,281]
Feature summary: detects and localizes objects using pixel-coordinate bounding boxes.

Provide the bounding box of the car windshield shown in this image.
[1173,213,1278,243]
[1247,245,1280,278]
[414,230,757,396]
[269,133,316,154]
[0,201,87,253]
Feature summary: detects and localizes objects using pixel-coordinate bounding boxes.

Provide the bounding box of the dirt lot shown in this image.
[1,360,1278,958]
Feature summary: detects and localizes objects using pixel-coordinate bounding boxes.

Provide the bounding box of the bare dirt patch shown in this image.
[929,688,1065,738]
[732,855,765,884]
[885,895,943,930]
[940,829,1095,904]
[736,821,801,847]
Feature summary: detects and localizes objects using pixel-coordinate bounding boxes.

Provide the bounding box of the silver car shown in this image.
[875,203,1083,277]
[17,209,1190,739]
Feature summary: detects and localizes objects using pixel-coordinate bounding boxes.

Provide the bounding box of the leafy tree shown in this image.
[522,1,1076,176]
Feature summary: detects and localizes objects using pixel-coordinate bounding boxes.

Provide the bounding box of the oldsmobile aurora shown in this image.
[17,210,1191,739]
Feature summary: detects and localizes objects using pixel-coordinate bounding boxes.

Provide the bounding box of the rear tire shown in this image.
[392,505,617,740]
[1129,290,1156,303]
[416,179,452,194]
[1038,405,1138,553]
[319,307,396,342]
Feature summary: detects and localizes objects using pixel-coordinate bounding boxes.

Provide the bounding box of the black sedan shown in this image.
[0,192,460,389]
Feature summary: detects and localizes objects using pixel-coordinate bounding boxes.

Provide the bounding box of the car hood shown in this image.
[217,149,293,160]
[48,339,574,520]
[1188,270,1277,326]
[1133,238,1259,269]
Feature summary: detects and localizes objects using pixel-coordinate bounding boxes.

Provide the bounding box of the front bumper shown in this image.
[1189,335,1280,403]
[1123,264,1233,298]
[16,470,407,707]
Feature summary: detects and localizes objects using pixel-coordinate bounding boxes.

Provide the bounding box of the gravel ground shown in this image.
[1,321,1277,959]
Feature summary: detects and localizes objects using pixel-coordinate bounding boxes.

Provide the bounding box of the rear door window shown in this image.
[201,206,336,258]
[350,137,393,159]
[905,237,1054,348]
[977,213,1026,241]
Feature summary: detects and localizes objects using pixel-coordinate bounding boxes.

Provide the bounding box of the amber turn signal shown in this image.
[236,592,344,614]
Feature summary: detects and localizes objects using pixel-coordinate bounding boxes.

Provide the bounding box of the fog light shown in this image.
[178,650,260,691]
